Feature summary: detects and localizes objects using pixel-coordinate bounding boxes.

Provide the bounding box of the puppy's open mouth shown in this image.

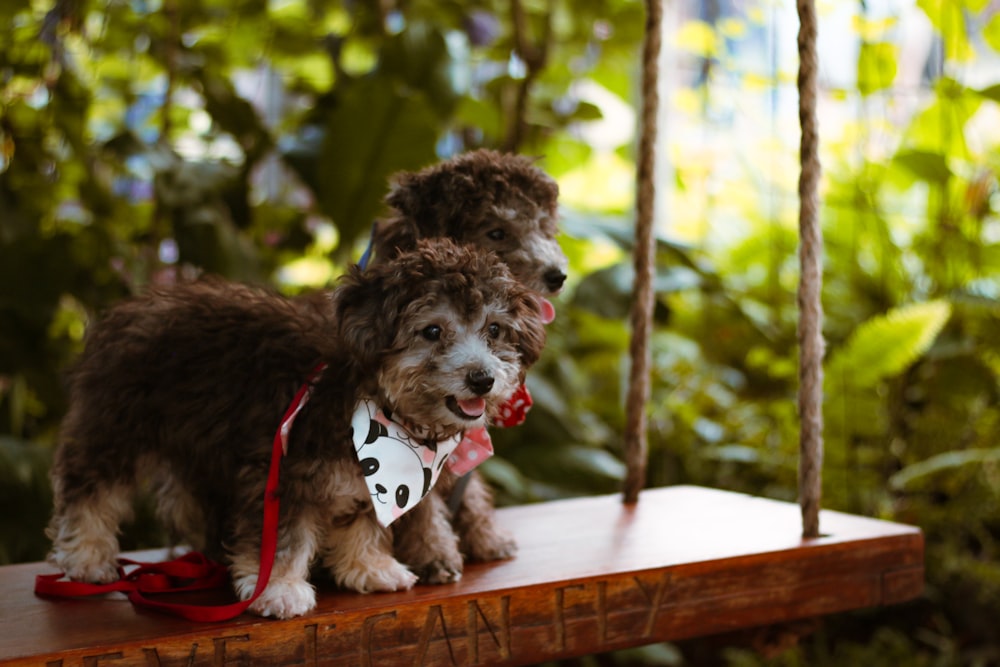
[447,396,486,420]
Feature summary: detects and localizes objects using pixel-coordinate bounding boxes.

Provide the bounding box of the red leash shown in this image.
[35,371,319,622]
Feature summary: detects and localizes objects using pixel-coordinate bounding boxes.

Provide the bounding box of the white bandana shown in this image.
[350,400,463,527]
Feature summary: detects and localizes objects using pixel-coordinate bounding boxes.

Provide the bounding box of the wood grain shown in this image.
[0,486,924,666]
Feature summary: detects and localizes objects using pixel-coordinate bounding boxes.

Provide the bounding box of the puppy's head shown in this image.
[335,238,546,439]
[374,149,568,296]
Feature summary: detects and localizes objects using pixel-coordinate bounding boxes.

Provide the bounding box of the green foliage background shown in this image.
[2,0,1000,664]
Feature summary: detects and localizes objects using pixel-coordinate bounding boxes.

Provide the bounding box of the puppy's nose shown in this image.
[466,369,495,395]
[544,268,567,292]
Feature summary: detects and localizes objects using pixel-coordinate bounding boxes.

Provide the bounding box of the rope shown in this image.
[623,0,662,504]
[796,0,825,538]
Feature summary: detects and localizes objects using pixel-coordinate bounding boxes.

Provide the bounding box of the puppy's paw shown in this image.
[397,537,464,585]
[70,561,120,584]
[337,556,418,593]
[245,578,316,620]
[412,558,463,585]
[462,527,518,562]
[49,550,120,584]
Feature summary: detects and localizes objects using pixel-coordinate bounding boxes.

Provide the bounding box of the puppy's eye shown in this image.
[420,325,442,341]
[487,323,501,339]
[487,228,506,241]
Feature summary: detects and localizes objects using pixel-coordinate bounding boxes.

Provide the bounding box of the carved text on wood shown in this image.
[38,572,698,666]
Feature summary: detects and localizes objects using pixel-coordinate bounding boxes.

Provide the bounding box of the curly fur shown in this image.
[374,149,567,295]
[371,149,567,582]
[45,239,545,619]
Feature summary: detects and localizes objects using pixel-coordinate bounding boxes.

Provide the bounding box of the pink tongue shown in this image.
[458,397,486,418]
[537,297,556,324]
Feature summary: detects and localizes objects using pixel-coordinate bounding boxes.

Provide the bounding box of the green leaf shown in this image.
[454,97,503,141]
[572,262,701,319]
[478,456,530,500]
[890,448,1000,490]
[975,83,1000,103]
[566,101,603,122]
[506,444,626,494]
[380,21,458,117]
[857,42,898,96]
[984,13,1000,53]
[917,0,975,61]
[898,80,980,160]
[892,149,952,184]
[0,0,30,25]
[702,444,760,464]
[315,77,439,254]
[826,300,952,391]
[961,0,991,12]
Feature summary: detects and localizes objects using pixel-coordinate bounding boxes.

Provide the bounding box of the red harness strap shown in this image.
[34,372,318,622]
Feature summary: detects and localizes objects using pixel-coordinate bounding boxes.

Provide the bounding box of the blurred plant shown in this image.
[3,0,1000,665]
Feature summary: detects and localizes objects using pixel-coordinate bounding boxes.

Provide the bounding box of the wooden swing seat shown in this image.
[0,485,922,666]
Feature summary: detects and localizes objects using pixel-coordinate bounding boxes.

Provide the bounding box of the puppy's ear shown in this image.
[509,291,548,379]
[371,216,419,263]
[385,172,422,217]
[334,266,393,374]
[520,170,560,219]
[384,169,467,239]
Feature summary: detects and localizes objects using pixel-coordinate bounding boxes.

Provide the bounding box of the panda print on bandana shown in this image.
[350,400,463,527]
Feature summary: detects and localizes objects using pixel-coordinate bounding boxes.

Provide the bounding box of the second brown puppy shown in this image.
[372,149,567,583]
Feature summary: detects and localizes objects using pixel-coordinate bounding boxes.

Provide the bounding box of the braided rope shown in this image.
[623,0,662,504]
[624,0,823,529]
[796,0,825,538]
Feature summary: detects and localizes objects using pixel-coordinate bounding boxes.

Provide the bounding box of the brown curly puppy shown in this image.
[374,149,567,295]
[45,239,546,619]
[371,149,567,583]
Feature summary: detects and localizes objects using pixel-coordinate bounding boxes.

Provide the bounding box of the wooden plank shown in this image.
[0,485,923,666]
